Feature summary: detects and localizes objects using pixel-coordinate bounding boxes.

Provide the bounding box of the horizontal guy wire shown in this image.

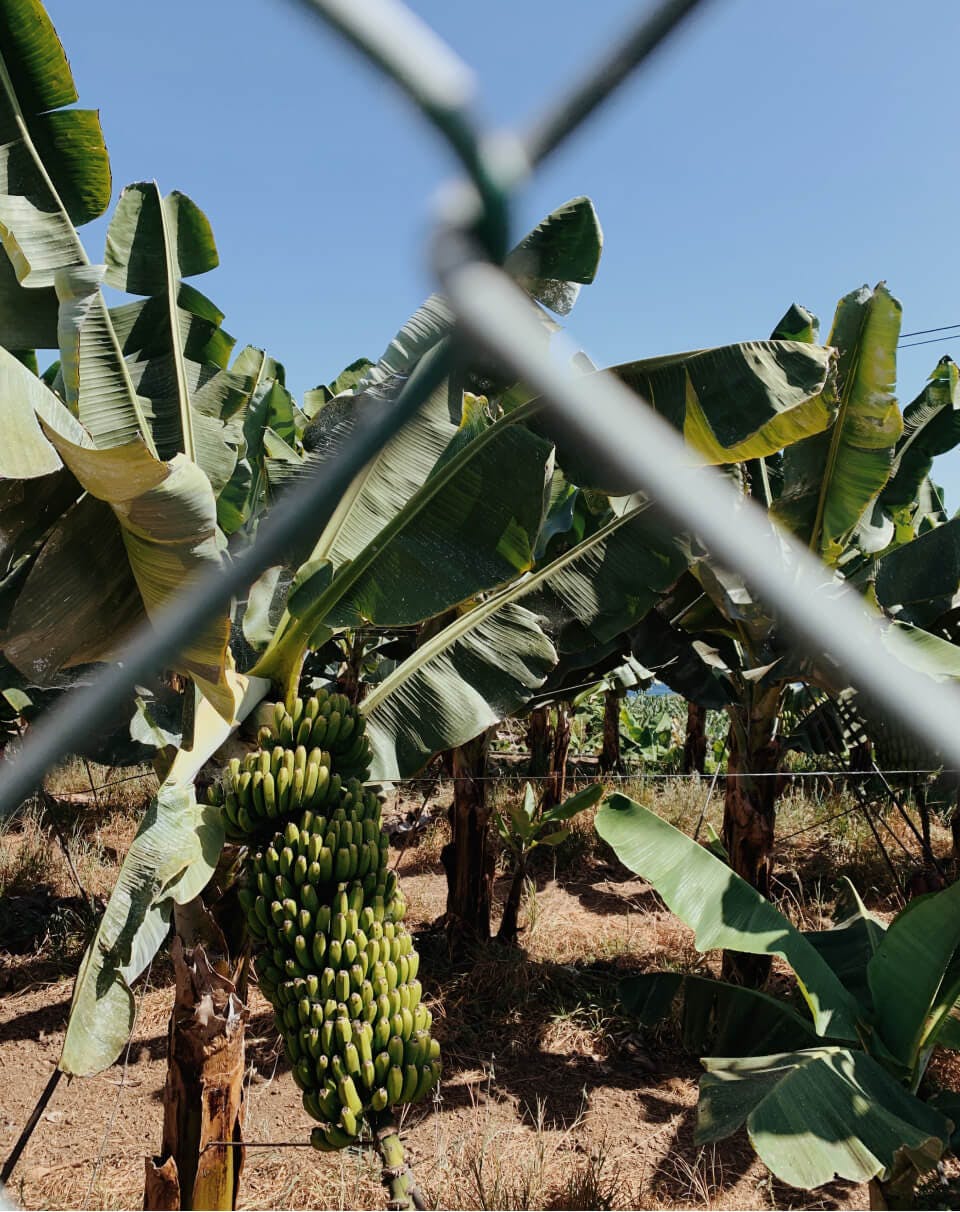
[399,768,955,782]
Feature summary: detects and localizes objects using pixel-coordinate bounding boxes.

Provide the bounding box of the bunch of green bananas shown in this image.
[208,689,440,1151]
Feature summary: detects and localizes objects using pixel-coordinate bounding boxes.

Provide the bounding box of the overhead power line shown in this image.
[898,334,960,350]
[900,323,960,339]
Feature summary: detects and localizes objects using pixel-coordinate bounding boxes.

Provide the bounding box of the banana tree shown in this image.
[9,166,609,1209]
[597,794,960,1209]
[618,287,960,982]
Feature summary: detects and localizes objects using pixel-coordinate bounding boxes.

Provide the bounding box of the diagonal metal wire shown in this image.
[522,0,716,167]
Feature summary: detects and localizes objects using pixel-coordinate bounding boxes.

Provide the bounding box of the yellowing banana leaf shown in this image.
[610,340,837,464]
[0,342,65,477]
[594,795,861,1039]
[697,1048,950,1188]
[773,284,903,562]
[0,351,233,713]
[58,668,269,1076]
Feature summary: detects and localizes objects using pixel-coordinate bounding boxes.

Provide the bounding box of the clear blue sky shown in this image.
[44,0,960,500]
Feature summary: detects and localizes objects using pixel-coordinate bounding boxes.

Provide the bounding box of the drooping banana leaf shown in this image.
[360,501,692,779]
[697,1048,950,1189]
[875,516,960,627]
[0,353,234,715]
[620,970,821,1056]
[594,795,861,1039]
[612,341,837,464]
[58,668,269,1076]
[362,598,557,780]
[773,283,903,563]
[879,356,960,517]
[529,339,836,493]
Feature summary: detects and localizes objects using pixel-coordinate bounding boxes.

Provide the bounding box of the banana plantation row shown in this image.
[1,1,959,1209]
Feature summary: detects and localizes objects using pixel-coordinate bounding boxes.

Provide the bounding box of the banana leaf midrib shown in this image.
[915,968,960,1082]
[0,43,87,271]
[0,43,158,457]
[359,498,654,716]
[157,187,196,464]
[809,314,869,557]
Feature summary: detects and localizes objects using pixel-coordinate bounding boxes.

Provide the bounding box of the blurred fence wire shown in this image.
[1,0,960,819]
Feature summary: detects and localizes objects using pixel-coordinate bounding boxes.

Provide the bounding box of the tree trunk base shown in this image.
[144,938,247,1211]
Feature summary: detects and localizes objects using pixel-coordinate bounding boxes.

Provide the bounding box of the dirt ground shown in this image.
[1,769,918,1211]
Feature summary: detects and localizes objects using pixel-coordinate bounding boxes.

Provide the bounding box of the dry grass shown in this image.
[0,765,904,1211]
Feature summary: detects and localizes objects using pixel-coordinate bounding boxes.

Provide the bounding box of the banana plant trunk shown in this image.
[683,700,707,775]
[598,689,623,774]
[721,684,784,987]
[144,936,247,1211]
[526,706,552,778]
[442,728,494,947]
[496,860,527,945]
[541,704,571,813]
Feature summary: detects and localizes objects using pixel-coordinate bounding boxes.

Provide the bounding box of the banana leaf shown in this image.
[867,878,960,1072]
[773,284,903,563]
[0,354,233,716]
[620,970,820,1055]
[880,356,960,516]
[360,500,690,779]
[58,669,269,1077]
[697,1048,950,1189]
[594,795,861,1039]
[875,516,960,627]
[359,196,603,393]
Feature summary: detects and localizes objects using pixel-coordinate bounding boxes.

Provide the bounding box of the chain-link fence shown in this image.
[1,0,959,818]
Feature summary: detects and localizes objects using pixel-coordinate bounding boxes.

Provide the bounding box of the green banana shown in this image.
[222,695,439,1155]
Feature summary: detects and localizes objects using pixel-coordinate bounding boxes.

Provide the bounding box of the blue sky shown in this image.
[45,0,960,499]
